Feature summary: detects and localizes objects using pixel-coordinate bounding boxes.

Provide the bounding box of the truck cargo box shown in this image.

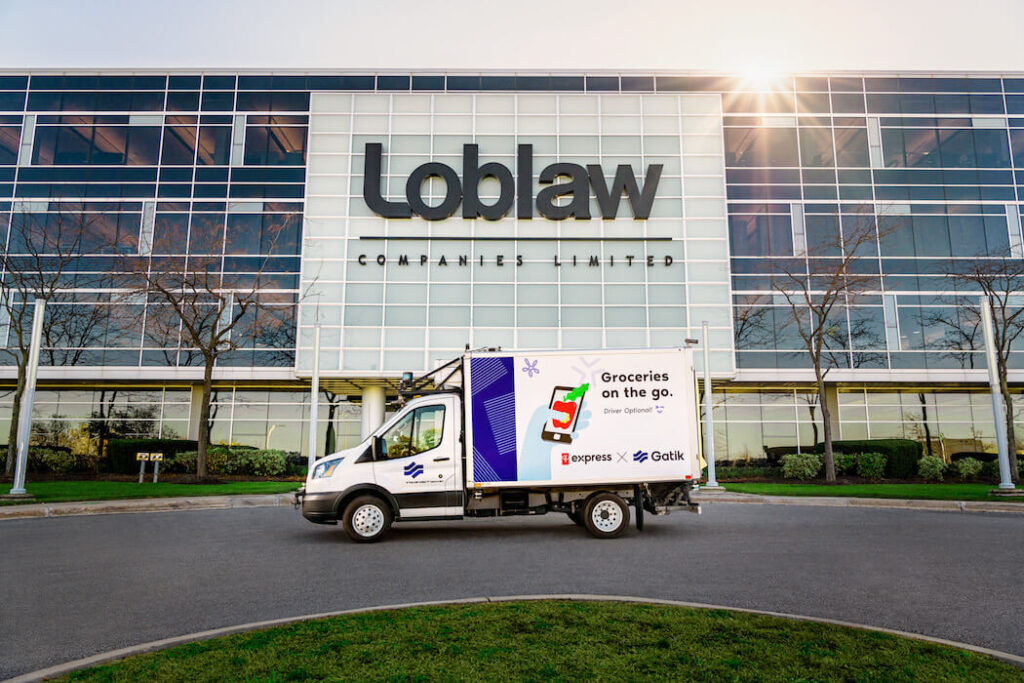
[464,348,700,488]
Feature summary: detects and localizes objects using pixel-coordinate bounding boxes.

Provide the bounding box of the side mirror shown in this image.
[371,435,383,460]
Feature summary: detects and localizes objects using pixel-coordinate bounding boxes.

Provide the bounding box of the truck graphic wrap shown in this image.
[468,356,518,482]
[465,348,700,487]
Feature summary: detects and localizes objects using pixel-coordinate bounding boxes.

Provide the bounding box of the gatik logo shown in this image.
[363,143,662,222]
[561,452,570,466]
[403,461,424,478]
[633,450,688,463]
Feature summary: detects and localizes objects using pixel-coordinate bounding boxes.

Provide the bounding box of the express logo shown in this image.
[403,461,425,479]
[633,450,649,463]
[561,452,570,466]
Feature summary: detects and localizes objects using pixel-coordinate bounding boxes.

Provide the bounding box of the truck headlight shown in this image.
[311,458,342,479]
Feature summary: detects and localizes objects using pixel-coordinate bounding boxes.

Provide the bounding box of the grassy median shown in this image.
[723,482,1021,502]
[62,601,1020,682]
[0,480,300,505]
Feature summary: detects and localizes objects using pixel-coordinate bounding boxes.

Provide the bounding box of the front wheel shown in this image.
[341,495,392,543]
[583,492,630,539]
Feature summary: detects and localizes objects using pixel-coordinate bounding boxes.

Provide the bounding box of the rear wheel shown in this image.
[583,492,630,539]
[341,495,392,543]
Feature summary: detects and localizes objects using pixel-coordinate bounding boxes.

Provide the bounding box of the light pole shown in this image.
[980,296,1015,490]
[8,298,45,497]
[306,324,321,472]
[701,321,722,490]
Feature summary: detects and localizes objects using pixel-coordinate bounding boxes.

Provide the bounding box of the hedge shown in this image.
[104,438,198,474]
[815,439,922,479]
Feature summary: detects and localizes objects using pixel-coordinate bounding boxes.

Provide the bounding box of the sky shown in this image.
[1,0,1023,73]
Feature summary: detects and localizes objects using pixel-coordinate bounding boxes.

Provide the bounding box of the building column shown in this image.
[187,385,203,441]
[822,383,841,440]
[360,385,386,440]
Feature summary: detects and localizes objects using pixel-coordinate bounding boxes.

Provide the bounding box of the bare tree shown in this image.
[126,212,300,480]
[772,213,887,482]
[0,203,109,475]
[940,257,1024,483]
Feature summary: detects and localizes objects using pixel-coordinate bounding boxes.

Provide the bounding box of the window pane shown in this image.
[724,127,799,167]
[161,125,197,165]
[197,126,231,165]
[798,127,834,166]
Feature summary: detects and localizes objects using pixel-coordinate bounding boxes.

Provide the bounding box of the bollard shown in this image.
[136,452,149,483]
[151,452,163,483]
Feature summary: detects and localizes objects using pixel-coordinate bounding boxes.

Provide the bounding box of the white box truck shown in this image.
[296,347,702,542]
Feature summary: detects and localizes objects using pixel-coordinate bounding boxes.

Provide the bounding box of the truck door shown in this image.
[373,396,462,519]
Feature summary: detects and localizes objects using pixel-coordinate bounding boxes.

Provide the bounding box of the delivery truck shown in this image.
[295,347,702,542]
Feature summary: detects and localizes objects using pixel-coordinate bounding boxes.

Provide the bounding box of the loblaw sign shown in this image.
[363,143,663,222]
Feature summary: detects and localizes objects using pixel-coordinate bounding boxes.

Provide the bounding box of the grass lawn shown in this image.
[0,480,300,506]
[61,601,1020,682]
[724,482,1020,502]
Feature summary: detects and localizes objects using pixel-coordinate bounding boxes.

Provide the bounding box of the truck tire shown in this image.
[583,492,630,539]
[341,495,392,543]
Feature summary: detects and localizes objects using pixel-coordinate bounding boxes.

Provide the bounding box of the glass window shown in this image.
[728,214,793,256]
[161,125,197,165]
[723,127,799,167]
[798,127,834,166]
[243,124,307,165]
[834,128,869,167]
[972,130,1011,168]
[0,126,19,165]
[378,404,445,459]
[197,126,231,165]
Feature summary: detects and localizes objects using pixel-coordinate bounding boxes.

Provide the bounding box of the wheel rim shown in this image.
[590,500,623,533]
[352,504,385,537]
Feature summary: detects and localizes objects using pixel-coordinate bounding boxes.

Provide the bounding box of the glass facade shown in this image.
[0,71,1020,461]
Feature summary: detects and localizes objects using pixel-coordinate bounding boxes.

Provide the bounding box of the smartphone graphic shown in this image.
[541,385,586,443]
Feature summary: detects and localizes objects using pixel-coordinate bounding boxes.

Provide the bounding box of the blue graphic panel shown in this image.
[470,356,516,481]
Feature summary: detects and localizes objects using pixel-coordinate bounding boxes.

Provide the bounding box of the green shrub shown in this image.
[834,453,856,475]
[918,455,946,482]
[161,447,290,477]
[854,452,886,479]
[29,447,77,473]
[980,460,1000,480]
[817,439,921,479]
[954,457,983,480]
[222,448,288,476]
[781,453,822,480]
[104,439,198,474]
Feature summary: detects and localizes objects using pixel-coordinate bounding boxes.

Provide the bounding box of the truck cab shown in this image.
[298,393,464,537]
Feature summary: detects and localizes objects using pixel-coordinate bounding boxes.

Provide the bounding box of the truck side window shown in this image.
[380,405,445,459]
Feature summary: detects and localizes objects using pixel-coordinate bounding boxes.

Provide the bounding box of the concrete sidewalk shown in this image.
[2,488,1022,520]
[0,492,296,519]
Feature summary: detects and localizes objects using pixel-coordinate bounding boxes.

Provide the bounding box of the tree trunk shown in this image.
[817,374,836,482]
[999,378,1019,484]
[5,361,28,476]
[196,360,214,480]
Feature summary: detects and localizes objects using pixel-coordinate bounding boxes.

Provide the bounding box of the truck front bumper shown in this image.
[295,487,339,524]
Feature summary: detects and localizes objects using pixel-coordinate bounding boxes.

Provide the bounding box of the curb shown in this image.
[691,491,1024,514]
[0,493,296,520]
[6,594,1023,682]
[3,490,1022,520]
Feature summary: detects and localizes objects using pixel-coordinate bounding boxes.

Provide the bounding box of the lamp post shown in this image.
[8,298,45,497]
[306,324,321,472]
[701,321,722,490]
[980,296,1015,490]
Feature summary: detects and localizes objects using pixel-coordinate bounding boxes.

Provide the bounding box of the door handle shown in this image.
[433,457,450,462]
